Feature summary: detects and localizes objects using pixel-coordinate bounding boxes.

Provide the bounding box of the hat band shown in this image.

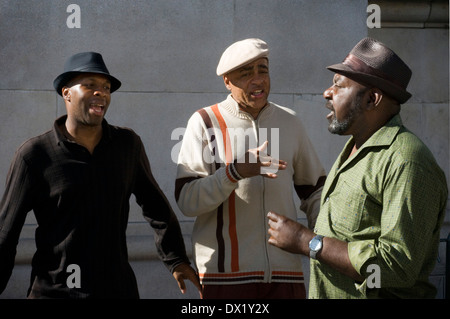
[72,66,109,73]
[342,54,405,89]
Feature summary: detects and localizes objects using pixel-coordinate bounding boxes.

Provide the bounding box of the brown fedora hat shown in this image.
[327,37,412,104]
[53,52,121,96]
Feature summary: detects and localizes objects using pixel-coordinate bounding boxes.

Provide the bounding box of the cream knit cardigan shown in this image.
[176,94,325,285]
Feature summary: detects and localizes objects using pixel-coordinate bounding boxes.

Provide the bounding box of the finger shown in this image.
[187,272,203,296]
[259,157,272,166]
[257,140,269,154]
[267,234,278,246]
[261,172,278,179]
[177,277,186,294]
[260,158,288,170]
[278,159,288,168]
[270,158,287,169]
[267,211,279,222]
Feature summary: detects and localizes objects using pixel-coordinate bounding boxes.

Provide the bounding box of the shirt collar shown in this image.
[52,115,112,146]
[360,114,403,148]
[337,114,403,170]
[343,114,403,151]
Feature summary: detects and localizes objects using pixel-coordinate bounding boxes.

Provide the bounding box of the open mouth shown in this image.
[326,110,334,120]
[89,103,105,116]
[251,89,265,98]
[325,101,334,120]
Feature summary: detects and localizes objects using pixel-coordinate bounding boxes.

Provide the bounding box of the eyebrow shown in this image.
[239,64,269,73]
[240,66,254,72]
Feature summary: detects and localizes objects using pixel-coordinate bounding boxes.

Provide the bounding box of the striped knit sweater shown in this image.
[175,94,326,285]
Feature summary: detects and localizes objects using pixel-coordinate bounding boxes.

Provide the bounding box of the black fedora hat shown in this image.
[53,52,121,96]
[327,37,412,104]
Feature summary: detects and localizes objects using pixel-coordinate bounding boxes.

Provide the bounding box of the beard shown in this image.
[327,90,366,135]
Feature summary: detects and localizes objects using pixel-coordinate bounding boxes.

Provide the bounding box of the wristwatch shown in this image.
[309,235,324,259]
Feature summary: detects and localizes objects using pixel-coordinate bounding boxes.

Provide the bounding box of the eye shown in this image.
[83,82,95,88]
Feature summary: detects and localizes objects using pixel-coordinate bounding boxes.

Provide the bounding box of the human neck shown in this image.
[350,112,397,157]
[64,118,103,154]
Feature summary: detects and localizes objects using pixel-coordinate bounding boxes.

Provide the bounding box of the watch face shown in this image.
[310,237,322,250]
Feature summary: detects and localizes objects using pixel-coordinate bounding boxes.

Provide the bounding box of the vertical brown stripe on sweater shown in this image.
[197,107,220,170]
[210,104,239,272]
[216,203,225,273]
[196,106,225,272]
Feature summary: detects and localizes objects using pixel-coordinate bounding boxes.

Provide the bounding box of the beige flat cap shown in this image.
[216,38,269,76]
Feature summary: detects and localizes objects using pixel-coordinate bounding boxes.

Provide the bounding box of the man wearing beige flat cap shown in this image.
[175,38,326,299]
[268,37,448,298]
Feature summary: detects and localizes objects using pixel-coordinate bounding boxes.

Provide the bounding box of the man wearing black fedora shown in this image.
[267,38,447,298]
[0,52,201,298]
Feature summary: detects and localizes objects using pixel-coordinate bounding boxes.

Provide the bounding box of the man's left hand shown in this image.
[172,263,203,298]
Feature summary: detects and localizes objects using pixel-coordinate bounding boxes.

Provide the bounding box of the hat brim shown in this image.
[327,63,411,104]
[53,71,122,96]
[217,55,269,76]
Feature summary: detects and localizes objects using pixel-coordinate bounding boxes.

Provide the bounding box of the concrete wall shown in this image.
[0,0,448,299]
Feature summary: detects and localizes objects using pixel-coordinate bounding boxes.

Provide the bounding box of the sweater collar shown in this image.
[220,94,273,120]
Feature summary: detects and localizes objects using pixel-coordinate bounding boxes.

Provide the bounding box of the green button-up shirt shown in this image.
[309,114,448,299]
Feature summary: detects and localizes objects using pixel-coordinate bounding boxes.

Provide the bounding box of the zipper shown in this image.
[241,104,272,282]
[252,109,272,283]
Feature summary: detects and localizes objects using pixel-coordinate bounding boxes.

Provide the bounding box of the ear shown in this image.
[62,87,71,101]
[223,76,232,91]
[367,88,383,110]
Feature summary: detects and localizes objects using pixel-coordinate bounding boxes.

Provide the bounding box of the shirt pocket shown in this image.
[331,180,367,232]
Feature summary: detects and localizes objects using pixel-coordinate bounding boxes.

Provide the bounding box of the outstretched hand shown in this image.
[234,141,287,179]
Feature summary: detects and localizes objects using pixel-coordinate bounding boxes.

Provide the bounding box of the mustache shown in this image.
[325,100,334,110]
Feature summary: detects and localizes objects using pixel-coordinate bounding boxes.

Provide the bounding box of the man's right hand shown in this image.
[234,141,287,179]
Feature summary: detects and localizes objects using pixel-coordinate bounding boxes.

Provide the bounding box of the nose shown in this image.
[94,86,108,97]
[323,87,333,100]
[251,73,265,85]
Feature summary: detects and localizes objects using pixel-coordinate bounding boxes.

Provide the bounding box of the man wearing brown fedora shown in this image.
[0,52,201,298]
[268,38,447,298]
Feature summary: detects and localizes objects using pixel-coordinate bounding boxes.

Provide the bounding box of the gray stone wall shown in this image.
[0,0,448,299]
